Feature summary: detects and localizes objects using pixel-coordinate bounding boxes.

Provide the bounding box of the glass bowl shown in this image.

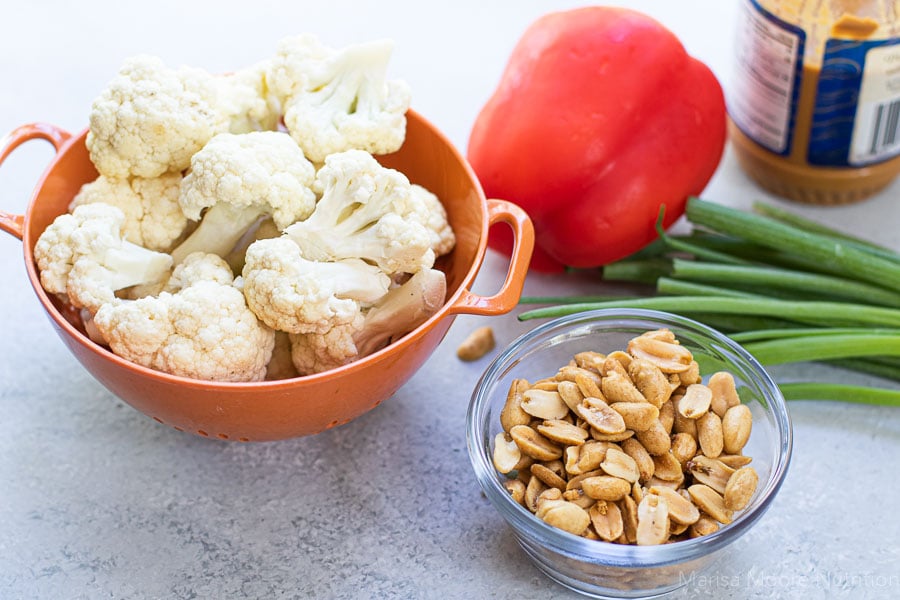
[466,308,792,598]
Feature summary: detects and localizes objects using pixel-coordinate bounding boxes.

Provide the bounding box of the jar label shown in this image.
[729,0,805,156]
[809,39,900,166]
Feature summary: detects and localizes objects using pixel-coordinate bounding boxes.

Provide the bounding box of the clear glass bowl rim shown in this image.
[466,308,793,568]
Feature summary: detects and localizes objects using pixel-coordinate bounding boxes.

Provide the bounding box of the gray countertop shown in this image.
[2,1,899,598]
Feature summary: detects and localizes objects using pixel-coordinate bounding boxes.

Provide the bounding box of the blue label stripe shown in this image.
[809,37,900,166]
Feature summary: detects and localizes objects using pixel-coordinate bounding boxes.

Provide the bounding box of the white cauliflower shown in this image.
[33,203,173,314]
[86,55,228,179]
[290,268,446,375]
[283,149,434,275]
[410,184,456,258]
[268,34,411,163]
[68,173,189,252]
[170,131,317,264]
[93,253,275,382]
[241,236,391,335]
[215,61,281,134]
[266,331,300,380]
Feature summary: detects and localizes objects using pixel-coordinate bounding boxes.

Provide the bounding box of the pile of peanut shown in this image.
[492,328,759,546]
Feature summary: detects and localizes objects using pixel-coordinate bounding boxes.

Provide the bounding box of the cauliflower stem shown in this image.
[170,202,266,265]
[354,268,447,357]
[289,268,446,374]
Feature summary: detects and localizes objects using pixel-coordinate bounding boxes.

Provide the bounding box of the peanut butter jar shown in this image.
[729,0,900,204]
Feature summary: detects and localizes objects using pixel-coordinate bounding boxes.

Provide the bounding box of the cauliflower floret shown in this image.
[409,184,456,258]
[93,253,275,382]
[283,149,433,275]
[170,131,317,264]
[215,61,281,134]
[241,236,390,335]
[289,268,446,375]
[266,331,300,380]
[68,173,189,252]
[86,55,228,179]
[268,34,411,163]
[33,203,173,314]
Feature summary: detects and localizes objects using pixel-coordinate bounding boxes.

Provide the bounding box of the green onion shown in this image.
[518,296,900,328]
[657,277,769,299]
[686,197,900,292]
[518,295,633,305]
[602,258,672,284]
[780,382,900,406]
[743,334,900,365]
[670,259,900,307]
[730,327,900,342]
[753,201,900,263]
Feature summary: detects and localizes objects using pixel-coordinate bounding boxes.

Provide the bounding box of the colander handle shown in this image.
[0,123,73,240]
[446,198,534,316]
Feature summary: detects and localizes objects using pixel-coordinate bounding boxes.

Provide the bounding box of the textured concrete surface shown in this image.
[2,1,899,599]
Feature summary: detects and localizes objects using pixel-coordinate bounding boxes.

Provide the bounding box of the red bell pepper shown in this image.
[467,6,726,272]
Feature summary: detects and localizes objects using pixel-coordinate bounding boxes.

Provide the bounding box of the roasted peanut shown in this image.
[590,428,635,442]
[628,358,673,408]
[651,451,685,484]
[503,479,526,506]
[718,454,753,469]
[708,371,741,417]
[525,474,548,512]
[677,384,713,419]
[697,411,724,458]
[678,361,702,386]
[670,432,699,469]
[536,499,591,536]
[687,484,733,525]
[574,372,604,401]
[574,351,606,374]
[563,488,597,510]
[724,466,759,511]
[619,495,639,544]
[649,486,700,525]
[636,493,670,546]
[658,399,675,433]
[531,463,568,491]
[521,389,570,420]
[606,350,634,370]
[627,331,693,373]
[634,419,672,456]
[456,326,495,361]
[556,365,601,387]
[566,440,612,476]
[687,455,735,495]
[610,401,659,432]
[557,380,585,413]
[620,437,655,483]
[537,419,589,446]
[566,468,605,492]
[501,379,532,432]
[689,514,720,538]
[600,447,641,483]
[589,500,624,542]
[492,432,522,474]
[576,397,627,434]
[581,476,632,501]
[509,425,563,461]
[672,397,698,438]
[601,363,647,404]
[722,404,753,455]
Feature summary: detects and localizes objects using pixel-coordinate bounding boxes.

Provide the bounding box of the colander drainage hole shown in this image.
[197,430,209,437]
